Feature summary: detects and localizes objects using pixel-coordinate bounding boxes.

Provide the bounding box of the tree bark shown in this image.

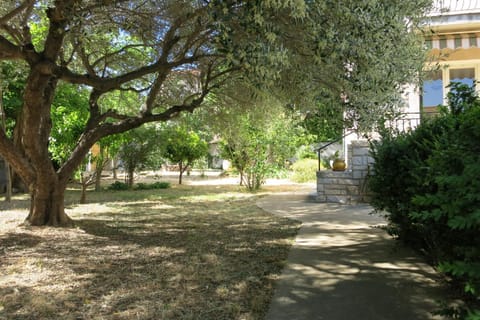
[0,86,11,201]
[25,179,72,226]
[80,185,87,204]
[178,162,185,185]
[112,158,118,180]
[127,168,135,188]
[0,0,217,226]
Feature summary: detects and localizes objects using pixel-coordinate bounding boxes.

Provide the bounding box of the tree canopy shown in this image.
[160,125,208,185]
[0,0,433,225]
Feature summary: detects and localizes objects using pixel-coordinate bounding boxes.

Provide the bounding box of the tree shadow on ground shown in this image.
[261,200,449,320]
[0,197,300,320]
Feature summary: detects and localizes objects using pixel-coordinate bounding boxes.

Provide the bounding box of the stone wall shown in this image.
[316,140,373,203]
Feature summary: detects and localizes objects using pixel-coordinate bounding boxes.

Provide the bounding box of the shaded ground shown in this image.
[0,177,312,320]
[257,197,449,320]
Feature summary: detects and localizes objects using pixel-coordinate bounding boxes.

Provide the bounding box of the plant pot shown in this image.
[332,159,346,171]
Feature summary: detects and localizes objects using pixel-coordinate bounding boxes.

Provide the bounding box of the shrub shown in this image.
[291,159,318,183]
[369,83,480,316]
[108,181,129,190]
[136,181,171,190]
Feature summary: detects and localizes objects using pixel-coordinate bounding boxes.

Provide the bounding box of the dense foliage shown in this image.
[206,92,305,191]
[118,128,162,188]
[369,84,480,319]
[0,0,433,225]
[108,181,171,191]
[160,126,209,185]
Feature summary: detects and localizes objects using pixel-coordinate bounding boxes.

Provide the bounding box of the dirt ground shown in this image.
[0,174,313,320]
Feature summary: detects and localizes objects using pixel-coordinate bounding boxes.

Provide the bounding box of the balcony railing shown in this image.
[430,0,480,16]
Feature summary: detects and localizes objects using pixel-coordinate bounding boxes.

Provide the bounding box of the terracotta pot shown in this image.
[332,159,346,171]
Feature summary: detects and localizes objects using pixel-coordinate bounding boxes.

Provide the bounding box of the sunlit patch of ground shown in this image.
[0,176,306,320]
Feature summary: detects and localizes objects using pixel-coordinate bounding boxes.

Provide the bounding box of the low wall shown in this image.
[316,140,373,203]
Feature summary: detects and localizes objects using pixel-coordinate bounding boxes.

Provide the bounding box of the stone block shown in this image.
[352,156,364,166]
[316,195,327,202]
[326,195,349,204]
[352,165,367,172]
[353,150,370,158]
[346,185,360,195]
[353,171,366,179]
[337,178,358,186]
[318,178,338,185]
[318,170,353,178]
[325,187,347,195]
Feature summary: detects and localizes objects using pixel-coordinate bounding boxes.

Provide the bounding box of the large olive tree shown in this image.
[0,0,432,226]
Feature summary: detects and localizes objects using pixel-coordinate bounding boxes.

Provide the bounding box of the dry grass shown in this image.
[0,179,306,320]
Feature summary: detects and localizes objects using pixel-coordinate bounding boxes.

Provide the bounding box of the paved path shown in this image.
[256,194,447,320]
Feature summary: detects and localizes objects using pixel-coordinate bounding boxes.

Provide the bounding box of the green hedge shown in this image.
[108,181,171,191]
[136,181,171,190]
[369,84,480,319]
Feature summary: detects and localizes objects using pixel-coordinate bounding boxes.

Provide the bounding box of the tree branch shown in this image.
[0,0,34,25]
[0,131,35,188]
[56,62,239,185]
[0,35,24,59]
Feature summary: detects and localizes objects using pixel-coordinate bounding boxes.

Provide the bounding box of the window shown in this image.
[449,68,475,86]
[440,37,447,49]
[425,39,433,49]
[422,64,480,112]
[454,36,462,48]
[422,70,443,108]
[469,35,477,47]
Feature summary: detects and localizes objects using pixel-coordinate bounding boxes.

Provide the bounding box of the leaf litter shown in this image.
[0,182,304,320]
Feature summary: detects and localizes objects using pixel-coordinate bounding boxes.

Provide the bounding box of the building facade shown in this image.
[422,0,480,112]
[319,1,480,203]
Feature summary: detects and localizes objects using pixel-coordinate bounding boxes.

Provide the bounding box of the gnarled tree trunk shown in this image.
[0,0,217,226]
[26,179,72,226]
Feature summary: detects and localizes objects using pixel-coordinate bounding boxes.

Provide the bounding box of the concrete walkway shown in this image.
[256,194,447,320]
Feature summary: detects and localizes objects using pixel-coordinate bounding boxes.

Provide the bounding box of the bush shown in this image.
[369,83,480,317]
[291,159,318,183]
[107,181,130,190]
[136,181,171,190]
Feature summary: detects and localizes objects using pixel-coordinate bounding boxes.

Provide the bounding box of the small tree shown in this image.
[217,106,303,190]
[118,129,159,188]
[203,81,307,191]
[76,153,109,204]
[161,126,208,184]
[221,125,271,190]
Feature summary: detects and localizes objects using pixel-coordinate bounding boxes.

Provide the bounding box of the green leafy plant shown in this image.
[291,159,318,183]
[108,181,129,191]
[136,182,171,190]
[160,126,209,185]
[369,83,480,316]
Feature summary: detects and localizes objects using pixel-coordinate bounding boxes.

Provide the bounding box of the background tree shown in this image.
[300,90,345,142]
[220,110,303,191]
[204,80,306,190]
[161,126,208,185]
[0,61,27,193]
[0,0,433,226]
[49,83,89,167]
[76,152,109,203]
[0,79,11,201]
[117,128,160,188]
